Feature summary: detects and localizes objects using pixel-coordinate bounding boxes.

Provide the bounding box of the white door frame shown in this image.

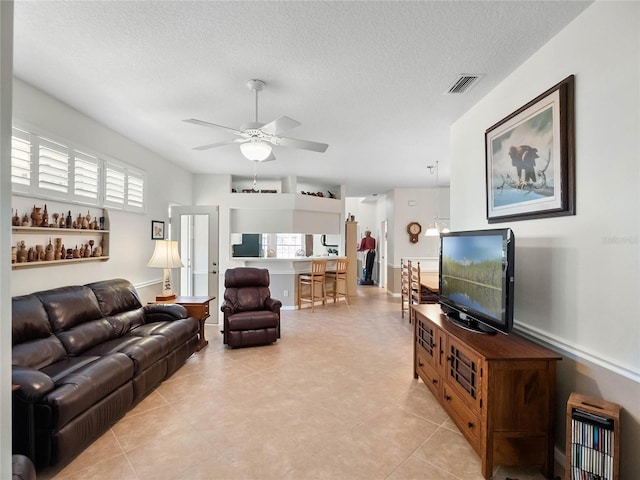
[171,205,219,322]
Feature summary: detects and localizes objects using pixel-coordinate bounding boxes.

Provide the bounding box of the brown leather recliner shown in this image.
[220,268,281,348]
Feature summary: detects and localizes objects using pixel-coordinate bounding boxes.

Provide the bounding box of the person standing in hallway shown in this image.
[357,230,376,284]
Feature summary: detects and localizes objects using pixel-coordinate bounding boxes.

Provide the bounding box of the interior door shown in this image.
[171,205,219,323]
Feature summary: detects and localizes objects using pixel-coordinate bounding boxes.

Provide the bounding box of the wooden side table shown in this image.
[155,296,215,350]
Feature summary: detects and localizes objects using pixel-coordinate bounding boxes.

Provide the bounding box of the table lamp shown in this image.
[147,240,184,301]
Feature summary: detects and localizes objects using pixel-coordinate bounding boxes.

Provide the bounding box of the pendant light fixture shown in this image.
[425,161,445,236]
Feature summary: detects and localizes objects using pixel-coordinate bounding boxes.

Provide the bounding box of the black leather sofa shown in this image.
[11,278,199,469]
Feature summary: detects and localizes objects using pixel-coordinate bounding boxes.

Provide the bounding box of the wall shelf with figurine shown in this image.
[11,202,110,269]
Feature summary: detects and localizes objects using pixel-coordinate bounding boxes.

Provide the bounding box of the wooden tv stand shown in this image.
[412,304,561,479]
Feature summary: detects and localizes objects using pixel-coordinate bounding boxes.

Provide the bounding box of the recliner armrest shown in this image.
[12,366,55,403]
[143,303,188,323]
[264,298,282,312]
[220,301,235,315]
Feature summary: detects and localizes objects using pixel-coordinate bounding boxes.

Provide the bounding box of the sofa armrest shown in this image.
[12,366,55,403]
[143,303,188,323]
[264,297,282,312]
[220,300,235,316]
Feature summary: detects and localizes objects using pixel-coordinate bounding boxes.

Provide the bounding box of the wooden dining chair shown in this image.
[297,259,328,312]
[401,258,410,319]
[325,257,349,305]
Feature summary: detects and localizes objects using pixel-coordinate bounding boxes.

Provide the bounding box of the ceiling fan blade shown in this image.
[274,136,329,153]
[260,116,301,136]
[183,118,243,135]
[193,138,246,151]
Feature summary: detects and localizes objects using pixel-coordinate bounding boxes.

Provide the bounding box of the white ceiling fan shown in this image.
[184,79,329,162]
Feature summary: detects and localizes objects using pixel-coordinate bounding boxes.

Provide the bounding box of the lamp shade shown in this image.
[240,140,272,161]
[147,240,184,269]
[425,225,440,237]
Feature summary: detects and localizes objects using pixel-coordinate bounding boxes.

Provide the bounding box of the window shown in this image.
[104,162,146,212]
[262,233,305,258]
[10,125,146,212]
[73,151,100,203]
[11,128,31,190]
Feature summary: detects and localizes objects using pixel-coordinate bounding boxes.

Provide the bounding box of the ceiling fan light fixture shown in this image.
[240,140,272,161]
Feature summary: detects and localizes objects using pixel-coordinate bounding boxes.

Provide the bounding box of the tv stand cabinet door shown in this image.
[444,336,483,414]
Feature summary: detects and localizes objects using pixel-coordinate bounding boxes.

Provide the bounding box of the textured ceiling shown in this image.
[13,1,592,197]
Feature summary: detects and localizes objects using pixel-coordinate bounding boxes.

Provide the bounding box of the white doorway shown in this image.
[171,205,219,323]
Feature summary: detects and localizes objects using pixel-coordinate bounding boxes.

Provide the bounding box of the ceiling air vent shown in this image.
[444,74,484,94]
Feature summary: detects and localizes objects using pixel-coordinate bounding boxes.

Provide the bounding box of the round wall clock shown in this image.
[407,221,422,243]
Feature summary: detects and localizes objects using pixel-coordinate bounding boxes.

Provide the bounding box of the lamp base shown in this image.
[155,294,177,301]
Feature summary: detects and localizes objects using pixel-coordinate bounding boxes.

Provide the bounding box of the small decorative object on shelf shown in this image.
[31,205,42,227]
[12,209,20,226]
[42,204,49,227]
[17,241,27,263]
[65,210,73,229]
[45,240,54,261]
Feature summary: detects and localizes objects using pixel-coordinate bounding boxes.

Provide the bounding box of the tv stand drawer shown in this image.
[443,385,481,453]
[416,348,441,397]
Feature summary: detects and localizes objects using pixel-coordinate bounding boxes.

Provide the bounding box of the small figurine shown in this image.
[21,213,29,227]
[55,238,63,260]
[31,205,42,227]
[65,210,73,229]
[12,209,20,226]
[45,239,54,261]
[17,241,27,263]
[41,204,49,227]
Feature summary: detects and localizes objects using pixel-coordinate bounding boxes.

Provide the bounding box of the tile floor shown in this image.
[39,287,562,480]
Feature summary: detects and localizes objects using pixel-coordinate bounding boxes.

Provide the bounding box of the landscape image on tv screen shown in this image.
[441,235,504,321]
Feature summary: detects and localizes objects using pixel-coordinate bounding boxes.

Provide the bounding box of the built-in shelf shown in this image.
[12,256,110,269]
[11,206,110,269]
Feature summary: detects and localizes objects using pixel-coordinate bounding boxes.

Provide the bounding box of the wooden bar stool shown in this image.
[325,257,349,305]
[298,259,328,312]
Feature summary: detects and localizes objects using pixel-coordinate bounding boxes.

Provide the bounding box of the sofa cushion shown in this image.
[40,353,133,428]
[105,310,147,337]
[130,319,199,351]
[40,356,102,384]
[227,310,279,331]
[12,295,67,370]
[36,286,115,355]
[87,278,144,316]
[83,335,169,374]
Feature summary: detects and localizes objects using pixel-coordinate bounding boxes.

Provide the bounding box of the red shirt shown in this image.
[358,236,375,251]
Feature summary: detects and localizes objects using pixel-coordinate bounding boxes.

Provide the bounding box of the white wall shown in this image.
[450,2,639,476]
[389,187,449,266]
[10,80,194,297]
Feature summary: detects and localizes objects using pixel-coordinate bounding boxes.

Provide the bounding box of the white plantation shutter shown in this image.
[38,137,69,194]
[126,171,145,211]
[105,164,126,207]
[11,128,32,191]
[73,151,100,203]
[11,124,146,212]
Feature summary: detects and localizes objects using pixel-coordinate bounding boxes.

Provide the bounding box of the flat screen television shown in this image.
[438,228,515,335]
